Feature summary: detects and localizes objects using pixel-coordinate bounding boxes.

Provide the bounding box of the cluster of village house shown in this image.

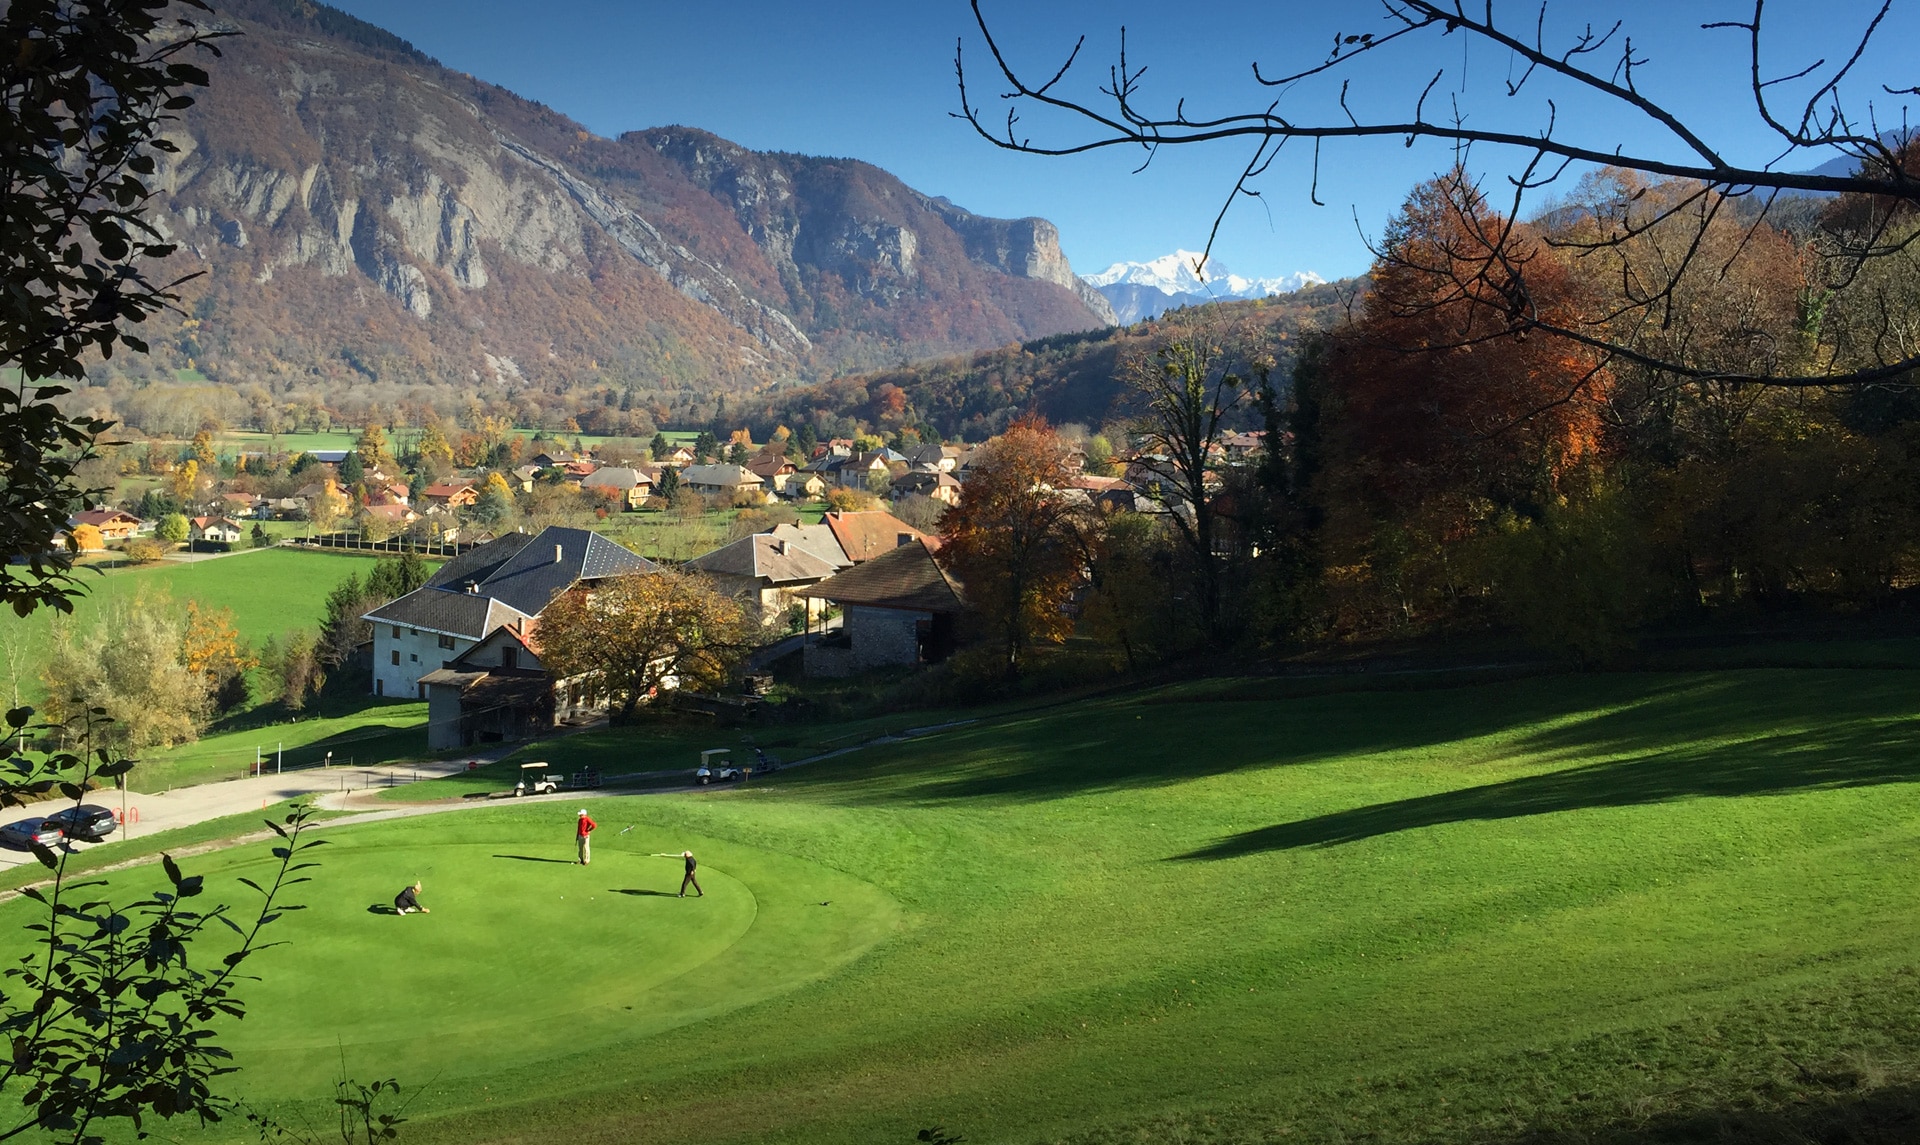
[367,512,976,748]
[61,428,1274,750]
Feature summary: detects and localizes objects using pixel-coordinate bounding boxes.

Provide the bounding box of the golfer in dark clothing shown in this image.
[394,881,429,915]
[679,850,703,897]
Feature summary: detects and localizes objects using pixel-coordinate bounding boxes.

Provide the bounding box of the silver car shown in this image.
[0,817,63,849]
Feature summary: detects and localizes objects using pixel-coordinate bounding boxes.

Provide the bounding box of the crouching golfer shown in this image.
[394,881,429,915]
[576,809,597,865]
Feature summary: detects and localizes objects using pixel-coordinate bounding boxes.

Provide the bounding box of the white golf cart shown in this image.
[513,761,561,797]
[694,748,741,785]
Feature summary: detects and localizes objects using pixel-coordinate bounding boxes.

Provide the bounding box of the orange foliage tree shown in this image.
[1320,172,1613,625]
[936,417,1091,677]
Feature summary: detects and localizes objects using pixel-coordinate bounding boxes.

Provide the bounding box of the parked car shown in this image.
[0,817,63,849]
[45,804,116,842]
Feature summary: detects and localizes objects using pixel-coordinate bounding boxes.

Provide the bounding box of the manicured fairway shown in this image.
[19,667,1920,1145]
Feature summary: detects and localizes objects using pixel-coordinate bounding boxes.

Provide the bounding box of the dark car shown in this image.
[45,804,116,843]
[0,817,63,850]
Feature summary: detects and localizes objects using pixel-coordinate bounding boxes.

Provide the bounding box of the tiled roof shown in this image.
[582,467,650,489]
[685,533,842,585]
[380,527,655,635]
[804,539,964,613]
[68,509,142,527]
[823,510,927,564]
[366,589,529,640]
[767,523,853,568]
[681,464,763,488]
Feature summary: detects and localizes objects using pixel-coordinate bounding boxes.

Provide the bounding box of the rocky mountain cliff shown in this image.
[99,0,1112,424]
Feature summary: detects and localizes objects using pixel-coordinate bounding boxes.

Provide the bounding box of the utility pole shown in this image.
[277,742,283,774]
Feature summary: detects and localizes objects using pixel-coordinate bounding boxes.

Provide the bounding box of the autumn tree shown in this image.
[356,422,394,474]
[43,588,209,750]
[184,600,257,712]
[536,570,752,723]
[308,480,349,533]
[157,512,188,544]
[936,418,1090,678]
[67,523,103,552]
[1317,173,1612,629]
[165,458,199,503]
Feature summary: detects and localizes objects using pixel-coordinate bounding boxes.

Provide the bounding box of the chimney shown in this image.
[779,539,792,556]
[897,533,914,548]
[554,543,564,563]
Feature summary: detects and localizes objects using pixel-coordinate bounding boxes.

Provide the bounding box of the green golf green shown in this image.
[0,807,901,1104]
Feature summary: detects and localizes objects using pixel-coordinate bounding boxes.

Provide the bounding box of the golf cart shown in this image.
[694,748,740,785]
[513,761,561,797]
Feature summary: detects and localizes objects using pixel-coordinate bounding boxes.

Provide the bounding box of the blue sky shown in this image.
[324,1,1917,284]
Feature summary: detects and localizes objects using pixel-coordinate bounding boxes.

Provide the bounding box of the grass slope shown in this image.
[130,699,430,791]
[2,548,393,705]
[15,667,1920,1144]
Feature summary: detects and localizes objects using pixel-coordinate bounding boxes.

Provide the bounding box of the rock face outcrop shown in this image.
[115,0,1112,398]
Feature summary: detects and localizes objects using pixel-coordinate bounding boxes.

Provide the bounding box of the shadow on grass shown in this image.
[366,904,399,915]
[611,888,673,897]
[1177,704,1920,859]
[1504,1082,1920,1144]
[804,671,1920,816]
[492,854,573,865]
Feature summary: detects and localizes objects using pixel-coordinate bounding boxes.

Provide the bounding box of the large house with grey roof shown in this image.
[361,525,655,698]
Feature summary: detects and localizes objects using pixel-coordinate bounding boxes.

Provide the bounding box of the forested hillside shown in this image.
[741,281,1357,442]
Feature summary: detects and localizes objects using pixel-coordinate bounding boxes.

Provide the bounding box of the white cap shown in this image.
[578,809,587,815]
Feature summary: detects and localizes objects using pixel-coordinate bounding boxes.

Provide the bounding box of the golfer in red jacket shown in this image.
[576,809,596,865]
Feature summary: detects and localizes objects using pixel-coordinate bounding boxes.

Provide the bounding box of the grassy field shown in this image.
[130,698,432,791]
[1,547,395,705]
[17,665,1920,1144]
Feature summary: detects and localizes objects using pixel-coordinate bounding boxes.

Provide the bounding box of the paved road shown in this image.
[0,714,978,873]
[0,753,493,872]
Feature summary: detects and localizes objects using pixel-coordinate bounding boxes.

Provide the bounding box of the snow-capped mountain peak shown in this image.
[1082,250,1325,323]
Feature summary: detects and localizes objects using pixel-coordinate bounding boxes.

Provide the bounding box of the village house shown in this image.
[362,503,419,529]
[660,445,696,467]
[680,463,766,501]
[421,480,479,512]
[510,465,541,492]
[836,451,894,489]
[219,491,266,518]
[189,516,245,544]
[780,471,829,502]
[66,509,146,541]
[802,537,965,676]
[417,623,592,750]
[891,468,963,507]
[580,466,654,510]
[685,533,843,626]
[361,526,655,699]
[745,453,798,495]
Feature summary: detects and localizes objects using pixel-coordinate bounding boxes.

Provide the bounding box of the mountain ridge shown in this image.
[87,0,1114,434]
[1084,250,1326,323]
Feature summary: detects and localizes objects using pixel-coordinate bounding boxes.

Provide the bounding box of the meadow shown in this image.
[26,665,1920,1145]
[2,547,392,707]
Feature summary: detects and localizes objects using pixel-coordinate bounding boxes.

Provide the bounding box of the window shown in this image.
[391,650,400,666]
[501,647,518,670]
[438,634,456,650]
[410,629,419,637]
[391,625,401,638]
[409,653,418,663]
